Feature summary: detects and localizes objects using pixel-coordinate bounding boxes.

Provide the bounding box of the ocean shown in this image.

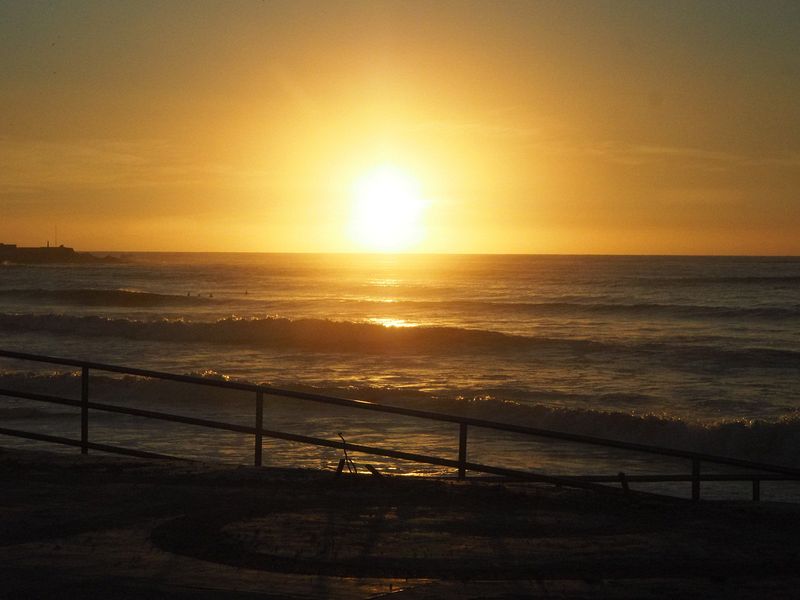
[1,253,798,499]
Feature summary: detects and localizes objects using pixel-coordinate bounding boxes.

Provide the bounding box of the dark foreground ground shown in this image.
[1,447,799,599]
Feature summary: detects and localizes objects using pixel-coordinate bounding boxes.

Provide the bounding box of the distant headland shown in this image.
[0,243,122,265]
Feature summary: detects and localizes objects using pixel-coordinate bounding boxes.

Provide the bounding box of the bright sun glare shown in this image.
[350,165,427,252]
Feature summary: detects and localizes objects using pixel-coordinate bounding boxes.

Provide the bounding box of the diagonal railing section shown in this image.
[0,348,798,501]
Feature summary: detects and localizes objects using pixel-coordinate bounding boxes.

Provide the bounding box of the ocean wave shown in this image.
[4,286,797,321]
[422,395,800,467]
[0,288,211,307]
[1,371,798,467]
[1,313,798,369]
[520,301,800,320]
[0,312,561,353]
[354,299,800,320]
[638,275,800,286]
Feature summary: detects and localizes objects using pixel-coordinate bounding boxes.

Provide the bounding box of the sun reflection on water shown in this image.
[369,317,418,328]
[368,278,402,288]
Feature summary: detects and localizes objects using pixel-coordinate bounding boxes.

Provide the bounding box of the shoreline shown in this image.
[2,447,800,598]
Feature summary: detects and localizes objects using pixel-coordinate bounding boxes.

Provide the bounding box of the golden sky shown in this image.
[1,1,799,254]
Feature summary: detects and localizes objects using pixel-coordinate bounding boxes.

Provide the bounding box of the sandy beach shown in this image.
[2,446,799,599]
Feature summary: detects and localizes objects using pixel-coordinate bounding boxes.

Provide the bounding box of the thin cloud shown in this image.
[555,140,800,170]
[408,119,800,171]
[0,137,263,192]
[410,119,542,140]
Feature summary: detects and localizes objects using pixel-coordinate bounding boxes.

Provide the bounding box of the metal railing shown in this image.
[1,348,798,501]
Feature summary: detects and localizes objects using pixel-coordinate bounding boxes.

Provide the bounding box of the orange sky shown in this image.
[1,1,799,254]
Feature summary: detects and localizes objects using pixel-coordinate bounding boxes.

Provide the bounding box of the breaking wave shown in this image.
[0,312,798,369]
[422,395,800,467]
[0,312,575,353]
[1,371,798,467]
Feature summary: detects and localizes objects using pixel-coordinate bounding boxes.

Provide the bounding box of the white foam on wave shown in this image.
[1,370,798,468]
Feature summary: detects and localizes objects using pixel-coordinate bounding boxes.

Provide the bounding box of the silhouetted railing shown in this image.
[1,348,798,501]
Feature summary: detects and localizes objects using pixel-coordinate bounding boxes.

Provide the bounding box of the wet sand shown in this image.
[2,446,799,599]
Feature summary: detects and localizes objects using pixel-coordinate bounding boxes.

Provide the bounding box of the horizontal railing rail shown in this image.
[0,426,180,461]
[1,348,798,501]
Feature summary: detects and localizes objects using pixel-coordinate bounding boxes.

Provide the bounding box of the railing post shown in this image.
[81,366,89,455]
[254,390,263,467]
[458,423,468,480]
[691,458,700,501]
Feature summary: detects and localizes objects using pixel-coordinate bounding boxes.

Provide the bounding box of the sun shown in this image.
[350,165,427,252]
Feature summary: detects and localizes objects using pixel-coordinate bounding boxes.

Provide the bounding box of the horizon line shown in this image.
[83,249,800,258]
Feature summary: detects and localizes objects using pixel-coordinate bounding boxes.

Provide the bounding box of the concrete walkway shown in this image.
[2,447,799,598]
